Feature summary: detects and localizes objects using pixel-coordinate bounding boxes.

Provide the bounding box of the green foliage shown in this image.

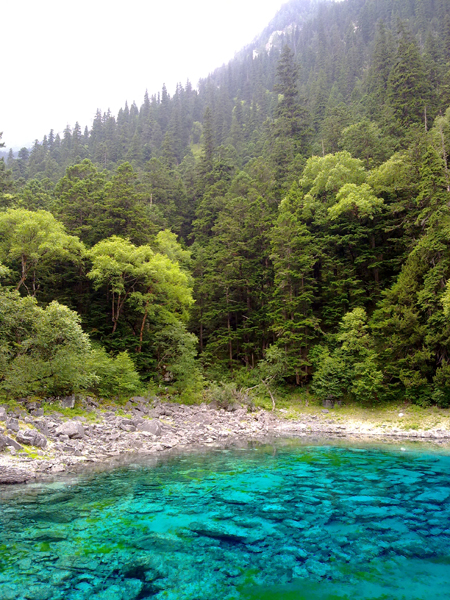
[87,347,143,399]
[0,208,84,294]
[154,229,192,274]
[258,346,290,383]
[0,289,95,397]
[0,288,144,399]
[3,0,449,407]
[300,152,366,205]
[88,235,193,334]
[387,24,431,127]
[0,157,16,208]
[53,159,107,245]
[270,189,319,383]
[205,381,254,411]
[311,308,384,404]
[339,120,394,168]
[92,162,156,245]
[309,345,348,403]
[153,321,202,389]
[372,203,450,405]
[270,44,312,180]
[328,183,384,220]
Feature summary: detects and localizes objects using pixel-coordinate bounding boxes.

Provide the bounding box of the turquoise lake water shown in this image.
[1,438,450,600]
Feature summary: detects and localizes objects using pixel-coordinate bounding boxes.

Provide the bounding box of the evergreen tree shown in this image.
[94,162,155,245]
[197,106,215,191]
[0,156,15,208]
[387,23,431,127]
[54,159,107,245]
[270,187,319,384]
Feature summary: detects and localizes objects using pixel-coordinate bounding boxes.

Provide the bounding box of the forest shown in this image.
[1,0,450,408]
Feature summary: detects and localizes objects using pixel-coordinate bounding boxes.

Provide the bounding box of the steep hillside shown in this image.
[2,0,450,407]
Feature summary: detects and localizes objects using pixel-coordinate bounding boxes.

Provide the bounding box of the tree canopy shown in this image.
[3,0,450,406]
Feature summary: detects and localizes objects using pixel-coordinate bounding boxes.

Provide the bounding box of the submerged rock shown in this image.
[32,530,67,542]
[416,487,450,504]
[189,521,265,544]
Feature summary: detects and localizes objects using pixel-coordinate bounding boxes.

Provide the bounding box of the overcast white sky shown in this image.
[2,0,285,150]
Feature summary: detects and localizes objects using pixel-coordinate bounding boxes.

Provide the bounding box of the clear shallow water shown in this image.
[1,439,450,600]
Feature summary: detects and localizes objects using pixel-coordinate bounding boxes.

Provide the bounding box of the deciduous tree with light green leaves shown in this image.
[328,183,384,220]
[0,209,84,295]
[300,151,366,206]
[88,235,193,339]
[87,235,198,386]
[0,289,95,397]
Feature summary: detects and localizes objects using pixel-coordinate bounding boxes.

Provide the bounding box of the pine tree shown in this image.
[54,159,107,245]
[0,155,15,208]
[273,45,306,143]
[94,162,155,245]
[387,23,431,127]
[366,20,393,118]
[197,106,215,191]
[269,187,319,384]
[269,45,311,188]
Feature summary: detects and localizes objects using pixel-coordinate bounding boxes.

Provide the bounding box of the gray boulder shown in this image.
[120,419,136,432]
[193,413,213,425]
[60,395,76,409]
[0,407,7,421]
[82,396,99,408]
[34,421,49,436]
[148,408,160,418]
[55,421,85,439]
[31,408,44,417]
[132,405,149,416]
[0,434,8,451]
[16,429,47,449]
[4,436,23,450]
[6,418,19,432]
[138,419,162,436]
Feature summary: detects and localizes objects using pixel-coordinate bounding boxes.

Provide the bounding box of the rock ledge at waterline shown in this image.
[1,398,449,484]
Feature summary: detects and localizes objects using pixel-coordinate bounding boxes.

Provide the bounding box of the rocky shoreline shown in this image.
[1,396,450,485]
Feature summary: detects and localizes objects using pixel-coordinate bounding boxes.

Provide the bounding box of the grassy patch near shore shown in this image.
[227,380,449,432]
[268,395,450,433]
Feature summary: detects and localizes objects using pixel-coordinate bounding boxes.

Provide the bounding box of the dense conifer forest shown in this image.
[2,0,450,407]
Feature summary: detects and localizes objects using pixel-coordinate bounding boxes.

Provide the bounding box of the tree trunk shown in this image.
[137,300,150,353]
[226,287,233,371]
[263,379,276,411]
[16,255,27,291]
